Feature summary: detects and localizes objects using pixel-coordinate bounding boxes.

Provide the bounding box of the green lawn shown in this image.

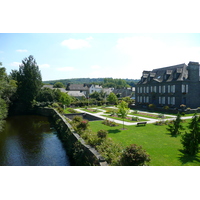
[89,120,200,166]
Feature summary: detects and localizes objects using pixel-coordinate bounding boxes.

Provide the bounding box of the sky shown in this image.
[1,33,200,81]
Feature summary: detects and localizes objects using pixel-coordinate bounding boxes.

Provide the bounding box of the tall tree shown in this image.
[117,100,130,130]
[181,113,200,155]
[15,55,42,108]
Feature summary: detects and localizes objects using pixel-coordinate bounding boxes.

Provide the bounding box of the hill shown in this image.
[43,78,139,88]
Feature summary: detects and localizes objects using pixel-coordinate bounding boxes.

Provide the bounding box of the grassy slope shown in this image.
[89,120,200,166]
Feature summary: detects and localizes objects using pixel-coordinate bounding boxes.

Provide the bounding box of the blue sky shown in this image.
[1,33,200,81]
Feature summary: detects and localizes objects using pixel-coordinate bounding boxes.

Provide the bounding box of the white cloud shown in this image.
[115,36,200,78]
[39,64,50,68]
[90,65,101,69]
[10,62,22,67]
[56,67,75,72]
[16,49,28,52]
[61,38,92,49]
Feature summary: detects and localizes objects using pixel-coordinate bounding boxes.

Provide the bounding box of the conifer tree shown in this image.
[167,112,184,136]
[181,113,200,155]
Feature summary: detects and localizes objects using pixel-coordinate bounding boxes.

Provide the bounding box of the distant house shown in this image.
[89,84,103,94]
[135,62,200,109]
[66,83,89,98]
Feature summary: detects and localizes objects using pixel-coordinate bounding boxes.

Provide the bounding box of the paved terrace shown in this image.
[74,107,194,126]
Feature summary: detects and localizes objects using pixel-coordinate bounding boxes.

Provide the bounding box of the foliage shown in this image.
[67,108,79,113]
[102,119,119,127]
[53,82,65,88]
[117,100,130,129]
[120,144,151,166]
[167,112,184,136]
[107,92,118,105]
[59,92,72,106]
[12,55,42,108]
[148,104,156,109]
[181,113,200,155]
[71,116,89,134]
[0,64,17,131]
[89,90,106,101]
[96,138,123,165]
[97,129,108,139]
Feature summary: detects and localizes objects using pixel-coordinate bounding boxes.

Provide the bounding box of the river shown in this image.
[0,115,70,166]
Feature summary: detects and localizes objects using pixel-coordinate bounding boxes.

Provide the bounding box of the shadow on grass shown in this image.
[178,149,200,164]
[108,129,121,134]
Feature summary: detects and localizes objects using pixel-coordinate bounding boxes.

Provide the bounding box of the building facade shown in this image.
[135,62,200,109]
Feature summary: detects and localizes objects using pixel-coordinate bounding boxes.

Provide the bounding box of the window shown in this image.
[168,97,170,104]
[140,96,143,103]
[159,86,161,93]
[159,97,161,104]
[168,85,170,93]
[171,85,175,93]
[162,97,165,104]
[147,86,149,93]
[154,86,157,92]
[162,85,165,93]
[182,84,188,93]
[171,97,175,105]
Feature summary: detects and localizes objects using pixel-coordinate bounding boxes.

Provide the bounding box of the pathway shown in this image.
[74,107,194,126]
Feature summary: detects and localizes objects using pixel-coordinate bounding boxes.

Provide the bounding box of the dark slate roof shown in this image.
[138,63,188,84]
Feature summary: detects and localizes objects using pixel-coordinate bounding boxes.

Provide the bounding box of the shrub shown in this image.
[97,130,108,139]
[149,104,156,109]
[132,116,139,121]
[96,138,123,165]
[76,120,89,131]
[102,119,119,127]
[120,144,151,166]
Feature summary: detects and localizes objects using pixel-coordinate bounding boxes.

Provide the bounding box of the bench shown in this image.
[137,122,147,126]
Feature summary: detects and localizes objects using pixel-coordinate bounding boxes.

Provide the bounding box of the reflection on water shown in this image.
[0,115,70,166]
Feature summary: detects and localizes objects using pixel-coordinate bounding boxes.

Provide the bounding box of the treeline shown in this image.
[0,62,17,131]
[43,78,139,88]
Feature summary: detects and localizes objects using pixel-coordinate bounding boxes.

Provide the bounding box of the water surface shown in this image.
[0,115,70,166]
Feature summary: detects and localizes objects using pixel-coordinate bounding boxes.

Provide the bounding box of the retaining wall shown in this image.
[35,107,108,166]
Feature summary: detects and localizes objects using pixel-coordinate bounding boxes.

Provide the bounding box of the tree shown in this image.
[0,63,17,131]
[167,112,184,136]
[120,144,151,166]
[59,92,72,106]
[14,55,42,108]
[53,82,64,88]
[117,100,130,130]
[107,92,118,105]
[181,113,200,155]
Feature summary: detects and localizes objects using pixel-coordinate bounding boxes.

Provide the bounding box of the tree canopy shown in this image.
[12,55,42,108]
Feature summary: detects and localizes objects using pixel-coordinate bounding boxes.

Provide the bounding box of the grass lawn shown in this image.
[89,120,200,166]
[79,108,102,113]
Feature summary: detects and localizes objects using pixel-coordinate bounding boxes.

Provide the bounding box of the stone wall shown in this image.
[35,107,108,166]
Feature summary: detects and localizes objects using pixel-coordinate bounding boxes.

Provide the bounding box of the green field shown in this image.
[89,120,200,166]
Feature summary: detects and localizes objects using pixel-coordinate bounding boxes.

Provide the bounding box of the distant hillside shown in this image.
[43,78,139,88]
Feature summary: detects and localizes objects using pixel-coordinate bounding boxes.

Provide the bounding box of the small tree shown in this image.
[167,112,184,136]
[59,92,72,107]
[107,92,118,105]
[120,144,151,166]
[117,100,130,130]
[181,113,200,155]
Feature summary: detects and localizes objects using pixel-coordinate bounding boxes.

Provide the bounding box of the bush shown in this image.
[120,144,151,166]
[97,130,108,139]
[102,119,119,127]
[96,138,123,165]
[68,108,78,113]
[132,116,139,121]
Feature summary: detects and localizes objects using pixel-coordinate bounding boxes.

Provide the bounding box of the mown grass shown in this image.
[89,119,200,166]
